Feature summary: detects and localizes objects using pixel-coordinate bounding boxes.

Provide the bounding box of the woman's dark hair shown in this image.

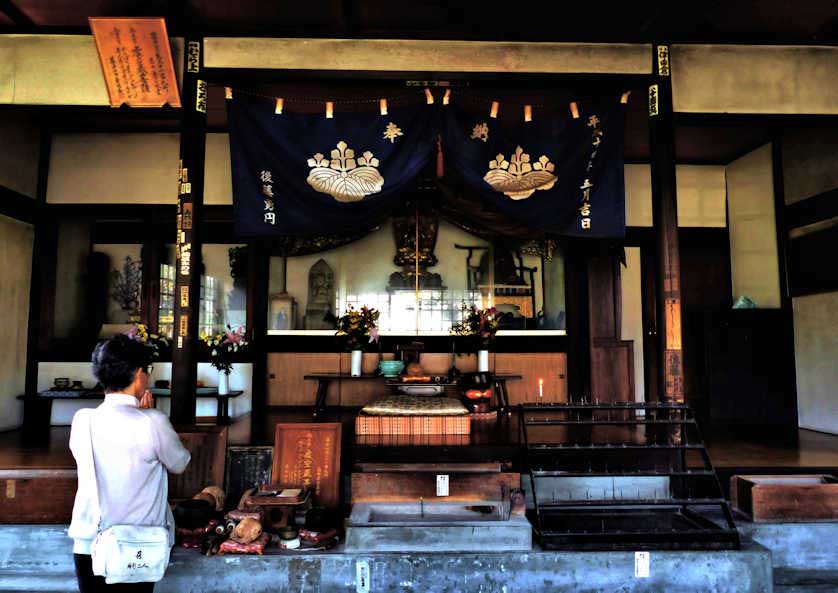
[91,334,153,392]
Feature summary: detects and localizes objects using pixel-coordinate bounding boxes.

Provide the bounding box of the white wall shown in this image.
[793,293,838,434]
[725,144,781,308]
[47,133,232,205]
[620,246,645,404]
[624,164,727,228]
[0,215,33,430]
[38,362,252,425]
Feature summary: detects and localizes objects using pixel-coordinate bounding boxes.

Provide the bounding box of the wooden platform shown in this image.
[1,409,836,524]
[2,410,838,471]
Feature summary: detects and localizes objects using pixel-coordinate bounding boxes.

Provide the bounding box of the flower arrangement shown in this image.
[334,306,380,351]
[201,325,249,375]
[450,304,502,349]
[125,324,169,361]
[111,256,143,314]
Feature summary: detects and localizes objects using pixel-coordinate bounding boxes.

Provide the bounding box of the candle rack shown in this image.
[518,401,740,551]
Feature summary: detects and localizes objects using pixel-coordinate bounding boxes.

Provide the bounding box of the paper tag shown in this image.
[436,474,449,497]
[279,488,302,498]
[356,560,370,593]
[634,551,650,578]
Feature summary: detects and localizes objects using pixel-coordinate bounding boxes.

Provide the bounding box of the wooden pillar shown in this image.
[247,240,270,442]
[564,241,591,401]
[24,131,54,402]
[648,44,684,403]
[171,35,207,424]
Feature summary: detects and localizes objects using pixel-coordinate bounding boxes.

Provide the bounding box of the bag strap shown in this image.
[85,411,104,532]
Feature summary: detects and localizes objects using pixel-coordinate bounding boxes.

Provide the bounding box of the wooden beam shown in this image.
[0,185,36,224]
[170,36,207,425]
[648,44,684,403]
[203,38,652,74]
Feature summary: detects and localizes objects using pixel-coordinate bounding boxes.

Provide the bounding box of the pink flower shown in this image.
[369,327,380,343]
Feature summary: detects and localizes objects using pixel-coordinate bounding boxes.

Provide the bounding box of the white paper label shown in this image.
[634,551,650,578]
[436,474,449,497]
[355,560,370,593]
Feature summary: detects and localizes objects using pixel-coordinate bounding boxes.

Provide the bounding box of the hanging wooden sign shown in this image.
[89,17,182,108]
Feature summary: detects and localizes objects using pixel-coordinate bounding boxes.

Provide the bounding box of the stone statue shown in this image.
[304,259,335,329]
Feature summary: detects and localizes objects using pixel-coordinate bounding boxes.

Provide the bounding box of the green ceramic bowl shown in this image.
[378,360,405,377]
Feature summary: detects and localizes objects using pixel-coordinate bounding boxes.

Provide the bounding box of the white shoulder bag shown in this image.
[86,414,171,584]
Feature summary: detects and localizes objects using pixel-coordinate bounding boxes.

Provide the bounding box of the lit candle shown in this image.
[539,378,544,401]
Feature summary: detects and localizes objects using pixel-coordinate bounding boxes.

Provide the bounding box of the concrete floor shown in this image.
[0,525,772,593]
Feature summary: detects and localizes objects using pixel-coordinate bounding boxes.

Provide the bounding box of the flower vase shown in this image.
[350,350,363,377]
[477,349,490,373]
[218,370,230,395]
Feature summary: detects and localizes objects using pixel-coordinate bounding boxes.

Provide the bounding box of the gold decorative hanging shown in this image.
[306,141,384,202]
[483,146,557,200]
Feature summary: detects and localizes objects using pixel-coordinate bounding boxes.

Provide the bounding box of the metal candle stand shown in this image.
[519,401,740,551]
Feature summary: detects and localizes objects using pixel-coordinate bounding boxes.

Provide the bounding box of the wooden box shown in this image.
[352,463,520,504]
[169,425,228,500]
[731,474,838,522]
[0,469,77,524]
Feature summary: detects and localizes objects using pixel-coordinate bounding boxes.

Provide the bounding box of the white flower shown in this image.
[211,349,217,356]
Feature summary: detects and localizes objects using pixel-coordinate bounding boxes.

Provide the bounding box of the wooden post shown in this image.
[171,35,207,424]
[24,131,54,405]
[247,240,270,442]
[648,44,684,403]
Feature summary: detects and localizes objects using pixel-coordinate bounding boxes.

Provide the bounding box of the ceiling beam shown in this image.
[0,0,32,28]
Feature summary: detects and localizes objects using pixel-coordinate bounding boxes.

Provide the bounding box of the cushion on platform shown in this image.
[361,395,469,416]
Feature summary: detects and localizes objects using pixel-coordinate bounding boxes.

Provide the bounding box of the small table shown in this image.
[303,374,522,418]
[17,389,244,432]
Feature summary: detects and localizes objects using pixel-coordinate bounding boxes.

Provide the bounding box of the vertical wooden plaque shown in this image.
[272,423,342,509]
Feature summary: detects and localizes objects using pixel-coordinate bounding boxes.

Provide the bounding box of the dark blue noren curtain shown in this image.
[441,99,626,238]
[229,94,438,236]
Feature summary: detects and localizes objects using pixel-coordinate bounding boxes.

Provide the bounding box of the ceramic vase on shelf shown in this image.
[477,349,490,373]
[350,349,363,377]
[218,370,230,395]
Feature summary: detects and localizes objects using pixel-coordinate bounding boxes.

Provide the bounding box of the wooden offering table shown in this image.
[304,373,521,418]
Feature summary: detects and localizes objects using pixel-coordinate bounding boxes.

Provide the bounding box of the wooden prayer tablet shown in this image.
[272,423,342,509]
[89,17,182,108]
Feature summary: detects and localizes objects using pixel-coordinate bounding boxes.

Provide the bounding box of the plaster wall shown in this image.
[624,164,726,228]
[37,362,252,425]
[0,215,33,430]
[620,246,645,404]
[0,111,39,197]
[725,144,781,309]
[47,133,232,205]
[793,292,838,435]
[782,127,838,204]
